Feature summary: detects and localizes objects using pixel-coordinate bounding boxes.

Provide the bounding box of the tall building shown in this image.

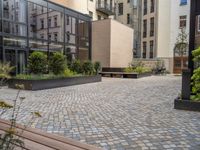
[140,0,190,73]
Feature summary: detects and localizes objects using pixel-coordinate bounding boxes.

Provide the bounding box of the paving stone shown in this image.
[0,76,200,150]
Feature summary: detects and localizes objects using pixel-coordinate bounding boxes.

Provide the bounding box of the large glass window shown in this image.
[28,2,48,40]
[3,21,27,36]
[3,36,27,48]
[3,0,26,23]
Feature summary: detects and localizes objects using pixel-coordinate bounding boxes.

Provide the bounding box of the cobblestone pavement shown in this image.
[0,75,200,150]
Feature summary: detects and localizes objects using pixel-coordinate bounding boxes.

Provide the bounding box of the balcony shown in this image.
[96,1,115,16]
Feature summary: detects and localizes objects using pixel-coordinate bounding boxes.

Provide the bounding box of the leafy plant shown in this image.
[124,60,151,74]
[28,52,48,74]
[63,68,77,77]
[94,61,101,74]
[82,61,94,75]
[49,52,66,75]
[0,62,14,86]
[191,47,200,101]
[69,60,82,74]
[124,66,134,73]
[130,60,144,69]
[0,84,42,150]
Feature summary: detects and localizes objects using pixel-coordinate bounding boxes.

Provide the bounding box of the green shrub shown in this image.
[130,60,144,69]
[49,52,66,75]
[94,61,101,74]
[124,66,134,73]
[63,68,76,77]
[0,62,14,79]
[191,47,200,101]
[82,60,94,75]
[28,52,47,74]
[69,60,83,74]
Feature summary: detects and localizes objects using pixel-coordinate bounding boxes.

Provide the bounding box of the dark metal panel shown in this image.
[27,0,48,7]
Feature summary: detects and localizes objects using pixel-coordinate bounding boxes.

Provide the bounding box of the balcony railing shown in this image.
[96,1,115,16]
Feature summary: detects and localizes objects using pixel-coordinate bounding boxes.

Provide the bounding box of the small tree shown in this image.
[174,28,188,70]
[49,52,66,75]
[28,52,48,74]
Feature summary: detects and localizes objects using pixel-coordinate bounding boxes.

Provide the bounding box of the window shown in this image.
[143,19,147,38]
[150,41,154,58]
[40,34,44,39]
[40,19,44,29]
[144,0,147,15]
[150,17,154,36]
[198,15,200,32]
[127,14,130,24]
[54,33,58,42]
[150,0,154,13]
[143,42,147,58]
[180,0,187,5]
[89,11,93,18]
[48,34,51,41]
[98,15,101,20]
[48,18,51,27]
[54,16,57,27]
[118,3,123,15]
[66,16,70,25]
[179,15,187,28]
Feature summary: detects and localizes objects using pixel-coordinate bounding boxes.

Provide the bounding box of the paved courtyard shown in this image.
[0,75,200,150]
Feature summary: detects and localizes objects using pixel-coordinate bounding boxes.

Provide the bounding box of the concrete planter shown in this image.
[123,72,152,79]
[8,75,102,91]
[174,98,200,112]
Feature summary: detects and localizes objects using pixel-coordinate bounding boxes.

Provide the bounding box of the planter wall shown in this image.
[8,75,102,91]
[123,72,152,79]
[174,98,200,112]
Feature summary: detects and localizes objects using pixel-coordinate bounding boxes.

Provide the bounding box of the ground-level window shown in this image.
[179,15,187,28]
[143,41,147,58]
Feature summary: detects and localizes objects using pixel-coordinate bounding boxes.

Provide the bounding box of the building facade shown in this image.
[140,0,190,73]
[0,0,91,74]
[50,0,116,21]
[92,19,133,68]
[115,0,142,58]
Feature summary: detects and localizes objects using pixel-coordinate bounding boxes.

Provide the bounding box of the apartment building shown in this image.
[140,0,190,73]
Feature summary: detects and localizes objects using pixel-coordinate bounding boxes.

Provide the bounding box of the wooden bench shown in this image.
[0,119,102,150]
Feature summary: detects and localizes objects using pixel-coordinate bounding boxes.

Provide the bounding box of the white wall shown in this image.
[169,0,190,57]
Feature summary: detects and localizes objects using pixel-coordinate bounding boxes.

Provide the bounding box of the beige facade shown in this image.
[140,0,190,73]
[50,0,115,21]
[92,19,133,68]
